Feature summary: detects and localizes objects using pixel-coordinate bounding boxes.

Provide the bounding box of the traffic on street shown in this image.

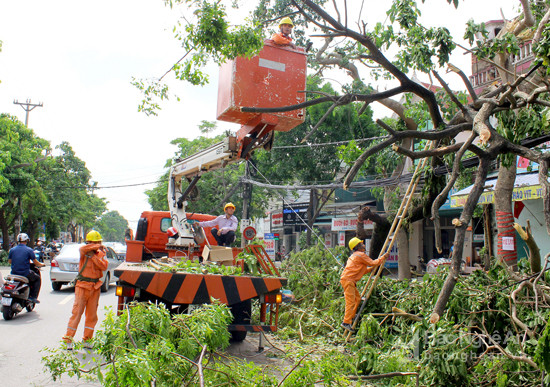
[0,263,118,386]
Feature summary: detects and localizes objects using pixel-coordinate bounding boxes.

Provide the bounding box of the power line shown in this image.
[41,179,166,190]
[271,135,389,149]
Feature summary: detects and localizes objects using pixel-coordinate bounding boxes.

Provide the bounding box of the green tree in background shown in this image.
[95,211,128,242]
[0,114,108,246]
[0,114,50,249]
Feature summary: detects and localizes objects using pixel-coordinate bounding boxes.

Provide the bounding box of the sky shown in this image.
[0,0,520,230]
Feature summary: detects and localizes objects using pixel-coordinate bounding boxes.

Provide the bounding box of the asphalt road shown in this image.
[0,264,117,387]
[0,264,286,386]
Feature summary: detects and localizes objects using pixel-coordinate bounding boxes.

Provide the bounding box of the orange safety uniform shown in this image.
[63,244,108,343]
[340,251,382,324]
[271,32,293,46]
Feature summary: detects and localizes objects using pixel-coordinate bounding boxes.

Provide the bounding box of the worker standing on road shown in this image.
[8,233,45,303]
[195,203,238,247]
[340,237,387,332]
[271,17,297,49]
[62,230,108,350]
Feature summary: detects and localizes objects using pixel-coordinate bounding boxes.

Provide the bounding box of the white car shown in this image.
[50,243,123,292]
[103,242,127,260]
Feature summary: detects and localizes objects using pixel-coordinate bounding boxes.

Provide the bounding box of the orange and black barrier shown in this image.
[114,265,287,306]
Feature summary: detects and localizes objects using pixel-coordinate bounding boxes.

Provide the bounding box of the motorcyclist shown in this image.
[34,240,45,262]
[8,233,46,303]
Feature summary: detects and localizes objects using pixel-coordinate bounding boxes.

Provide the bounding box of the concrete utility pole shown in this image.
[13,99,43,126]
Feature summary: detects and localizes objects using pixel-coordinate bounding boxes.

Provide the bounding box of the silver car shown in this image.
[103,242,127,260]
[50,243,123,292]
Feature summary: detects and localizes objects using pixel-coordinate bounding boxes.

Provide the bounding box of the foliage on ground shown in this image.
[42,302,282,386]
[41,244,550,386]
[277,243,550,386]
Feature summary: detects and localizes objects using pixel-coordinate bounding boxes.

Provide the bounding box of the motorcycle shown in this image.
[1,265,40,320]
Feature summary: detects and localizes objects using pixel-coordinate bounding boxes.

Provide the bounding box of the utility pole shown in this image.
[13,99,43,126]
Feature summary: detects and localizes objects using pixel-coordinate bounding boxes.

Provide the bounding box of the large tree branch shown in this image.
[430,156,492,323]
[300,0,444,127]
[432,131,477,254]
[241,87,407,114]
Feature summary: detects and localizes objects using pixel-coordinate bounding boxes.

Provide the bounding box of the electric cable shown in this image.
[247,160,341,265]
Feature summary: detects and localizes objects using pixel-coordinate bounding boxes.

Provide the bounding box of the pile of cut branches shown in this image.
[277,244,550,386]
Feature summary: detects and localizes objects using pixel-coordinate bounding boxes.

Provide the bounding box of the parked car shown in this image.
[103,242,127,260]
[50,243,123,292]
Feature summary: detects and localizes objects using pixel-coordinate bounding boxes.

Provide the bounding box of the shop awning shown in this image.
[450,172,543,208]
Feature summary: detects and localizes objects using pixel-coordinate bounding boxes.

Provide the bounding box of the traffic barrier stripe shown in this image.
[117,269,287,305]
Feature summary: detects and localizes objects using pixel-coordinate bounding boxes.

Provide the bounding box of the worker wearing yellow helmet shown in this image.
[271,16,297,49]
[62,230,108,350]
[340,237,388,332]
[196,203,239,247]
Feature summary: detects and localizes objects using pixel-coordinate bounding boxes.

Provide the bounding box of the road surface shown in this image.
[0,265,284,386]
[0,265,116,386]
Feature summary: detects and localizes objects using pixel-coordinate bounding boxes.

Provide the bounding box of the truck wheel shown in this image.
[101,273,110,293]
[51,282,62,291]
[229,299,251,342]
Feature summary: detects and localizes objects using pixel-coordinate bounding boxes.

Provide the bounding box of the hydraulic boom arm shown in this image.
[168,136,239,246]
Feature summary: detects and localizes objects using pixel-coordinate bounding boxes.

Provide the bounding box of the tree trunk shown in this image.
[305,189,317,245]
[431,157,491,323]
[397,228,411,280]
[0,207,10,250]
[483,204,494,269]
[513,221,541,274]
[357,207,390,258]
[494,163,517,268]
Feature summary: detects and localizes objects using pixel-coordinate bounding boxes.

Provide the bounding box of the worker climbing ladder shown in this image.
[344,140,435,341]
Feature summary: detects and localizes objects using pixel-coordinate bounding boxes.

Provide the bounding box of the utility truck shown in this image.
[114,40,307,341]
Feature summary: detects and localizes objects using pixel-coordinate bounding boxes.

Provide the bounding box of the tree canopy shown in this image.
[140,0,550,322]
[0,114,116,247]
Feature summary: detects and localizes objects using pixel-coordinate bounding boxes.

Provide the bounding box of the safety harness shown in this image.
[74,253,99,283]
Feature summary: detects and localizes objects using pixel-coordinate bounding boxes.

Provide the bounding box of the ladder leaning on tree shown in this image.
[344,140,435,342]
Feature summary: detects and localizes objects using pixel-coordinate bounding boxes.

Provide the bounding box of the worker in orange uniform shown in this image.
[62,230,108,350]
[340,237,388,332]
[271,17,296,49]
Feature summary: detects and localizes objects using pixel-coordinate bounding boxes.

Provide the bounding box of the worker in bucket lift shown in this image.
[62,230,108,350]
[340,237,388,332]
[271,17,296,49]
[193,203,238,247]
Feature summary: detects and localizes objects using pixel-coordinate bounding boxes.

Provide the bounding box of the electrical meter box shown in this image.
[217,40,307,132]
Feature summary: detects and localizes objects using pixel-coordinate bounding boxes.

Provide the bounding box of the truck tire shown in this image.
[135,218,148,241]
[229,299,251,342]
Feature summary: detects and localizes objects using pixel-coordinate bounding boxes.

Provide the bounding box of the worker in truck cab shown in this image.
[194,203,238,247]
[62,230,108,350]
[271,17,296,49]
[340,237,388,332]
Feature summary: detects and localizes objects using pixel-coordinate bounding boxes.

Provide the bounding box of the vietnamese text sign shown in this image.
[502,237,515,251]
[451,185,543,208]
[272,213,283,228]
[331,217,374,231]
[338,231,345,246]
[263,233,275,259]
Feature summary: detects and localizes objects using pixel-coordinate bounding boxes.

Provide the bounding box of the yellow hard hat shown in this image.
[279,17,294,27]
[224,202,236,210]
[348,237,362,250]
[86,230,103,242]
